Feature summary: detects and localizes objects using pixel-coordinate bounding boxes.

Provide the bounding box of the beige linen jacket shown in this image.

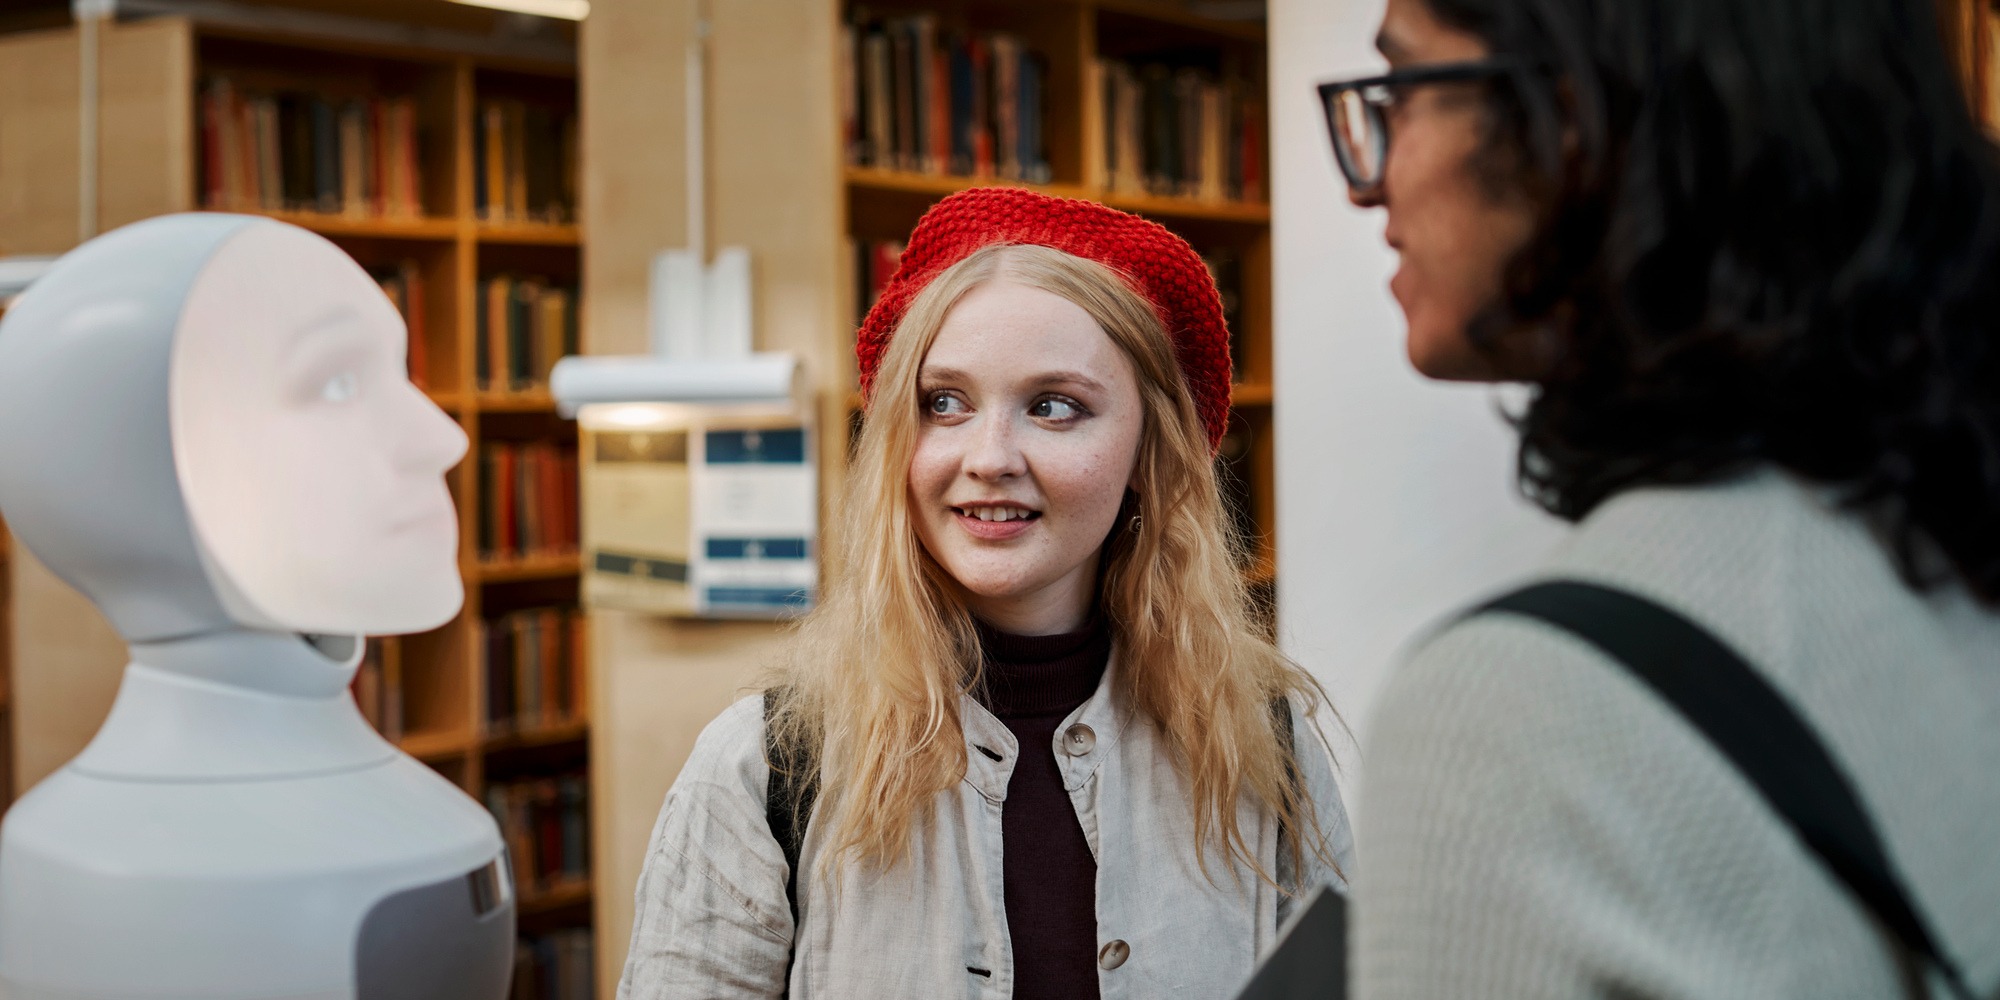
[617,655,1354,1000]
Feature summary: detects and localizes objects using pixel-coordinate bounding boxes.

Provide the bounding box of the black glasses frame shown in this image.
[1316,57,1525,194]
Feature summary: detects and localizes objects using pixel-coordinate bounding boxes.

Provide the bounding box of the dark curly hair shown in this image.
[1427,0,2000,604]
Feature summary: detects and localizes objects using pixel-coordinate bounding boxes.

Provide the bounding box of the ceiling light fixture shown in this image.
[445,0,589,21]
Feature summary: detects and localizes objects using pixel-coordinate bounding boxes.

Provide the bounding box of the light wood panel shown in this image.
[581,0,847,989]
[1,21,192,793]
[10,548,127,793]
[0,27,84,254]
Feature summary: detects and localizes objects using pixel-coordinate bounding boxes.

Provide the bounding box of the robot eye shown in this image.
[321,371,359,403]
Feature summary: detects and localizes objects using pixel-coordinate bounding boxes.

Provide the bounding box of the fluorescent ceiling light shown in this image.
[446,0,589,21]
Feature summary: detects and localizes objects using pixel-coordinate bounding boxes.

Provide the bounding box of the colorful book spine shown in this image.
[371,261,429,389]
[476,275,581,392]
[197,77,424,217]
[483,771,591,894]
[474,99,580,224]
[842,16,1043,182]
[476,441,580,561]
[481,606,586,734]
[512,927,593,1000]
[1095,58,1265,204]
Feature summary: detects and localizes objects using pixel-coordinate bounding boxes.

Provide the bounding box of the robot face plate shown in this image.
[170,224,468,635]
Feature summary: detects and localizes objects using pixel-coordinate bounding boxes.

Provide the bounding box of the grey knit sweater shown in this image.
[1353,471,2000,999]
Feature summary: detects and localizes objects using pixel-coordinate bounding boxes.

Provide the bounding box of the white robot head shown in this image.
[0,213,467,645]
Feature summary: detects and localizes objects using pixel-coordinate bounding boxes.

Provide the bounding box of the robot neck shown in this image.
[66,628,396,782]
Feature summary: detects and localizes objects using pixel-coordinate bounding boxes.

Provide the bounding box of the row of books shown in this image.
[477,275,579,393]
[513,928,593,1000]
[476,442,580,561]
[371,262,432,389]
[487,772,590,895]
[475,100,579,225]
[199,77,424,218]
[350,639,401,739]
[841,14,1051,182]
[482,606,586,735]
[1096,60,1265,203]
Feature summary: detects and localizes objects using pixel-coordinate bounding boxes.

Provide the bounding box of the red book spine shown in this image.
[402,261,428,389]
[495,445,517,560]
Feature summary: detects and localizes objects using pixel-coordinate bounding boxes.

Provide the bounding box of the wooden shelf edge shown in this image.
[224,209,460,240]
[1229,382,1274,406]
[1090,0,1268,42]
[399,729,474,760]
[845,168,1270,224]
[476,222,583,246]
[516,877,592,916]
[473,553,581,583]
[474,390,562,413]
[483,719,589,752]
[845,166,1087,200]
[1097,191,1271,224]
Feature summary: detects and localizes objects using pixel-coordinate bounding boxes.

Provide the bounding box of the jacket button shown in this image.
[1063,724,1096,756]
[1097,939,1129,970]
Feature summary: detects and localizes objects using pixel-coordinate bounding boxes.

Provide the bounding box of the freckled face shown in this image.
[909,279,1143,633]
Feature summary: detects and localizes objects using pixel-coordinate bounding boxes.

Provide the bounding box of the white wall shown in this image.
[1268,0,1568,804]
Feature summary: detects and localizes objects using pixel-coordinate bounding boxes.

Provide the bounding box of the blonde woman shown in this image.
[618,188,1352,1000]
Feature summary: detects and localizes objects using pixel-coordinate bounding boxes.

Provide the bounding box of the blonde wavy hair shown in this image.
[769,242,1338,886]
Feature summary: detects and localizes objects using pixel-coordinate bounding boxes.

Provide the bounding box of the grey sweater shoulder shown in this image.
[1353,472,2000,1000]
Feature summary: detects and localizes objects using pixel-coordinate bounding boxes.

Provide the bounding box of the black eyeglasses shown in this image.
[1316,58,1524,195]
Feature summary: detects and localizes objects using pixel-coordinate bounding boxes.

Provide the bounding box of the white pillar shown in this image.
[1268,0,1567,812]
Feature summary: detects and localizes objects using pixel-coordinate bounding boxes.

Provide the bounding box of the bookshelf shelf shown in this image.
[1230,381,1274,407]
[3,12,594,982]
[845,166,1087,200]
[845,167,1268,224]
[478,222,583,247]
[518,877,593,917]
[1097,191,1270,225]
[485,719,588,753]
[399,728,474,761]
[1092,0,1268,43]
[475,553,582,584]
[476,390,562,413]
[251,210,460,241]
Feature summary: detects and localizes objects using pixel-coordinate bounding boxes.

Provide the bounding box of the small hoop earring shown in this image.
[1128,513,1143,534]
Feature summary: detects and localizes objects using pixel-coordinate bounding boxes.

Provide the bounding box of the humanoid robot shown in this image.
[0,214,513,1000]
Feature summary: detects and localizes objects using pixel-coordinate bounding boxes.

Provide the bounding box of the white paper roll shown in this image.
[550,352,802,415]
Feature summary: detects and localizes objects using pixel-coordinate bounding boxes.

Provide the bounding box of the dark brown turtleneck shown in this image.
[975,615,1111,1000]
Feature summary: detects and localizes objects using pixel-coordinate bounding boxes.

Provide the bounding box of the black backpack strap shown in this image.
[1473,580,1975,1000]
[1270,695,1300,857]
[762,686,819,997]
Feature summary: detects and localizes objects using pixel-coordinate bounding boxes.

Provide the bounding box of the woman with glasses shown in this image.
[1324,0,2000,997]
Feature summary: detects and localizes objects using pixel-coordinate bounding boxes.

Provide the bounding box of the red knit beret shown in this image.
[857,186,1233,452]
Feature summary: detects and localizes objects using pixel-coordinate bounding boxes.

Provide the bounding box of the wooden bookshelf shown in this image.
[0,14,593,987]
[839,0,1279,582]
